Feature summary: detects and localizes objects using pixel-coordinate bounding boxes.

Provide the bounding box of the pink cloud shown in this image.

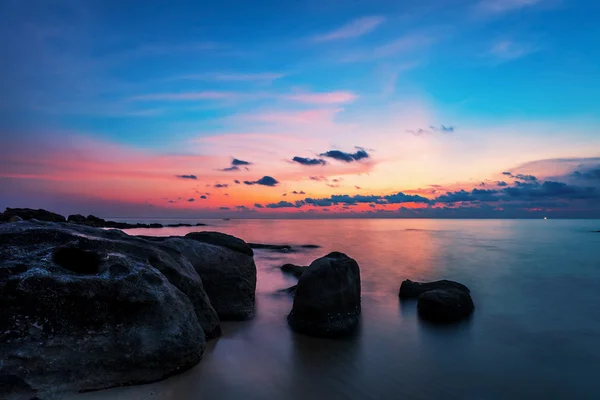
[476,0,545,14]
[312,16,385,42]
[283,91,357,105]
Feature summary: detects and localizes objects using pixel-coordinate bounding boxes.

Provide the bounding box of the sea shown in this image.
[71,218,600,400]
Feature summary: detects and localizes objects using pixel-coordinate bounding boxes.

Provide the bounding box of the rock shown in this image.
[195,223,207,226]
[417,289,474,322]
[249,243,293,252]
[399,279,470,298]
[8,215,23,223]
[143,235,257,320]
[300,244,320,249]
[167,223,193,227]
[2,208,66,223]
[287,252,361,337]
[280,263,307,278]
[0,221,213,398]
[185,231,253,256]
[67,214,88,224]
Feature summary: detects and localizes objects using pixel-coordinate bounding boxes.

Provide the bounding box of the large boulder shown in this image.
[0,221,214,399]
[142,235,257,320]
[417,288,474,323]
[185,231,253,256]
[287,252,361,337]
[2,208,66,223]
[399,279,470,298]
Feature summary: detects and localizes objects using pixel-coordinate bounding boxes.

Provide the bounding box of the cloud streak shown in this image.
[243,176,279,186]
[292,156,327,166]
[312,16,385,42]
[320,149,369,162]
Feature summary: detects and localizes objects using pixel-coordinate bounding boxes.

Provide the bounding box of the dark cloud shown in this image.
[319,149,369,163]
[219,207,230,210]
[244,176,279,186]
[303,192,433,207]
[502,181,598,200]
[265,201,304,209]
[310,176,326,181]
[200,195,207,199]
[187,198,195,202]
[502,172,538,181]
[406,128,430,136]
[234,180,241,184]
[236,205,250,211]
[435,189,499,204]
[304,198,333,207]
[169,200,176,203]
[430,125,455,133]
[355,186,361,190]
[254,203,264,208]
[214,183,229,188]
[176,175,198,180]
[572,168,600,180]
[232,158,251,166]
[497,181,508,187]
[282,193,287,196]
[292,156,327,166]
[219,166,239,172]
[292,190,306,195]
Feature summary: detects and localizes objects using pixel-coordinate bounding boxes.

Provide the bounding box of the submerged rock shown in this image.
[280,263,307,278]
[2,208,66,223]
[288,252,361,337]
[0,221,211,399]
[399,279,470,298]
[417,288,474,323]
[145,234,257,320]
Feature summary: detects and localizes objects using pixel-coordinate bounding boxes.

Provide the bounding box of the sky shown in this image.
[1,0,599,218]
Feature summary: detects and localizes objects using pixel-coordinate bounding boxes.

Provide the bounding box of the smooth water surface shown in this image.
[73,219,600,400]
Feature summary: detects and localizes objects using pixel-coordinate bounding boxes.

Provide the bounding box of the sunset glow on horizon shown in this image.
[1,0,599,218]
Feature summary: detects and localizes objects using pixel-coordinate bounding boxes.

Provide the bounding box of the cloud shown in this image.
[176,174,198,180]
[219,207,230,210]
[435,189,500,203]
[407,125,455,136]
[502,181,598,200]
[309,176,327,181]
[490,40,537,61]
[571,168,600,180]
[312,16,385,42]
[342,34,434,62]
[243,176,279,186]
[187,198,195,202]
[200,195,207,199]
[175,72,285,82]
[320,149,369,162]
[303,192,433,207]
[503,172,538,181]
[265,201,304,208]
[214,183,229,188]
[497,181,508,186]
[234,180,241,184]
[220,166,240,172]
[292,190,306,195]
[283,91,357,105]
[232,158,251,166]
[431,125,455,133]
[476,0,545,15]
[132,91,356,105]
[292,156,327,166]
[254,203,264,208]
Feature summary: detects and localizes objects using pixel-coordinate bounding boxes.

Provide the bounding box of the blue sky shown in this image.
[1,0,599,217]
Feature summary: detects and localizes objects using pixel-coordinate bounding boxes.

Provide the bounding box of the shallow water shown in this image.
[72,219,600,400]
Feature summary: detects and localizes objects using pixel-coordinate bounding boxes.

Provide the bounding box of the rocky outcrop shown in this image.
[185,231,254,256]
[288,252,361,337]
[0,221,214,399]
[144,234,257,320]
[399,279,470,298]
[417,288,474,322]
[67,214,164,229]
[1,208,66,223]
[280,263,307,278]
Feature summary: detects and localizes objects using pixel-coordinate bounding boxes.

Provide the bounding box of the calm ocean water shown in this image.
[72,219,600,400]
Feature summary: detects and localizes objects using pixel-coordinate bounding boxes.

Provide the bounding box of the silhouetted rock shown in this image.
[300,244,320,249]
[2,208,66,223]
[417,288,474,322]
[185,231,254,256]
[399,279,470,298]
[67,214,88,224]
[0,221,214,399]
[280,263,307,277]
[196,223,207,226]
[145,234,257,320]
[249,243,293,252]
[8,215,23,223]
[288,252,361,337]
[168,223,193,227]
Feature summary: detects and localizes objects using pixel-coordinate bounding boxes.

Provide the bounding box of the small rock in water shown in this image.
[399,279,470,298]
[417,288,474,323]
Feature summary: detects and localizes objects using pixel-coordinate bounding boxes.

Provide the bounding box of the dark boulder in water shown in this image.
[417,288,474,323]
[249,243,293,252]
[2,207,66,223]
[280,263,307,277]
[399,279,470,298]
[288,252,361,338]
[186,231,254,256]
[147,234,257,320]
[0,221,212,399]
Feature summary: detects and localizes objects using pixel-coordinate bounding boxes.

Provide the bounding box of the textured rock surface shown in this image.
[288,252,361,337]
[417,288,475,322]
[0,221,212,399]
[399,279,470,298]
[144,235,257,320]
